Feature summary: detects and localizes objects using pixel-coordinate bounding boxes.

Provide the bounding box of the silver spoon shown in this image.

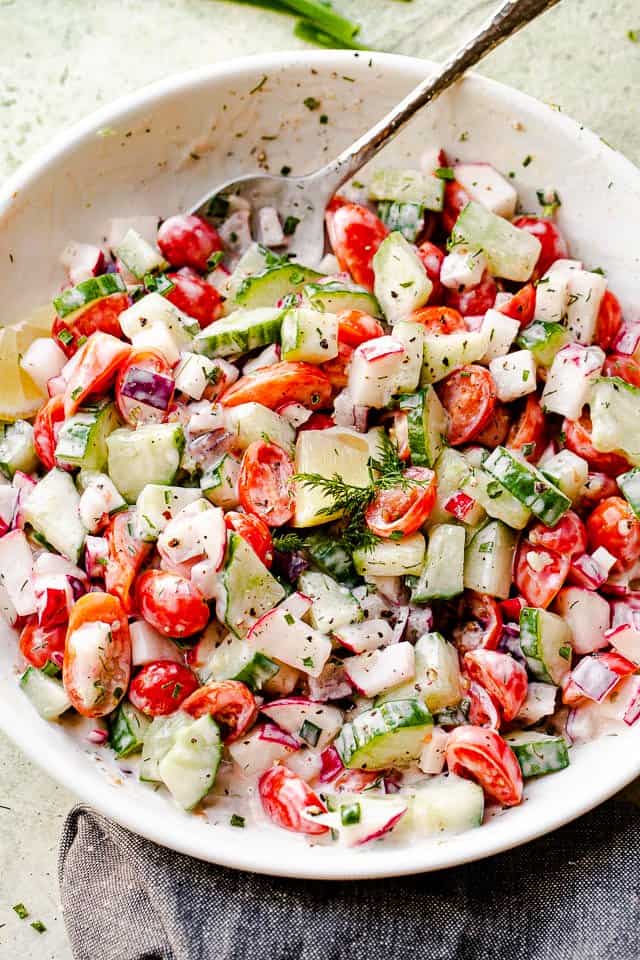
[191,0,561,266]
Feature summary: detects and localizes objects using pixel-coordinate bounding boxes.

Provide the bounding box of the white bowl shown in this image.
[2,50,640,880]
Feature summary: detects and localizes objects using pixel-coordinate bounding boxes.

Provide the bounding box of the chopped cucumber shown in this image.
[107,423,184,503]
[369,168,444,211]
[391,321,425,394]
[377,201,424,242]
[55,401,121,471]
[23,468,86,562]
[193,307,283,358]
[224,403,295,454]
[373,232,432,325]
[140,712,192,782]
[429,448,479,525]
[408,774,484,835]
[201,454,241,508]
[53,272,127,319]
[336,699,433,770]
[618,468,640,517]
[462,459,531,530]
[589,377,640,466]
[353,533,425,578]
[119,292,199,341]
[411,524,465,601]
[421,329,489,384]
[135,484,201,541]
[464,520,517,599]
[108,701,151,758]
[280,307,339,363]
[378,632,462,713]
[519,606,572,684]
[303,530,359,586]
[451,201,541,281]
[540,450,589,503]
[217,531,285,637]
[399,387,447,468]
[483,446,571,527]
[223,243,277,301]
[197,633,278,689]
[20,667,71,720]
[516,320,569,367]
[115,227,168,279]
[293,427,373,527]
[0,420,38,478]
[298,569,363,633]
[159,714,222,810]
[234,263,322,308]
[302,281,381,318]
[505,731,570,778]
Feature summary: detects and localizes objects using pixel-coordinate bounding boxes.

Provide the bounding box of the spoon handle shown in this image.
[322,0,561,190]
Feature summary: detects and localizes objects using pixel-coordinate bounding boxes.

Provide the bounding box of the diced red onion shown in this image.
[613,322,640,356]
[624,677,640,726]
[67,575,87,601]
[383,771,402,794]
[405,605,434,643]
[390,606,410,644]
[319,745,344,783]
[120,369,174,411]
[273,549,309,582]
[85,536,109,580]
[570,655,619,702]
[47,375,66,397]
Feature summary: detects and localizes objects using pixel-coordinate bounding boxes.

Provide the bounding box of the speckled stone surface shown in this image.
[1,1,639,956]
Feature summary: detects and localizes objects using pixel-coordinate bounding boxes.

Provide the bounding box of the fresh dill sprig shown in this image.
[272,531,306,553]
[368,431,406,489]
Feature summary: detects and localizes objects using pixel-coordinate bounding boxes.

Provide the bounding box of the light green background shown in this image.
[1,0,639,956]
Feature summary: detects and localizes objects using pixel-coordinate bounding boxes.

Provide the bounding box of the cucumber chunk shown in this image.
[140,712,192,782]
[408,773,484,835]
[159,714,222,810]
[55,401,121,472]
[293,427,373,527]
[217,531,285,637]
[107,423,184,503]
[516,320,569,367]
[0,420,38,478]
[369,168,444,211]
[373,232,432,324]
[505,731,570,778]
[464,520,517,599]
[540,450,589,503]
[197,633,278,690]
[462,459,531,530]
[234,263,322,308]
[23,468,86,562]
[421,329,489,385]
[411,524,465,601]
[280,307,339,363]
[303,530,359,586]
[391,321,425,394]
[108,701,151,758]
[353,533,426,578]
[377,201,424,242]
[378,632,463,712]
[520,606,572,684]
[201,454,242,509]
[115,228,168,279]
[451,201,541,281]
[483,446,571,527]
[53,273,127,319]
[400,387,447,468]
[618,467,640,517]
[223,243,279,301]
[193,307,283,358]
[20,667,71,720]
[135,484,201,541]
[589,377,640,466]
[336,699,433,770]
[224,403,295,454]
[298,569,363,633]
[430,448,485,526]
[302,281,381,318]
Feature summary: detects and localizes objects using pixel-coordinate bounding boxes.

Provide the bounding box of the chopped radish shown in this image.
[243,344,281,375]
[613,322,640,357]
[334,619,394,654]
[285,748,324,782]
[256,207,286,247]
[444,490,478,522]
[348,336,406,408]
[79,475,126,533]
[228,724,299,779]
[605,623,640,665]
[516,682,558,725]
[0,486,18,536]
[344,642,415,697]
[489,350,537,403]
[0,530,36,616]
[319,744,344,782]
[247,608,331,678]
[20,338,67,393]
[314,795,407,847]
[307,661,352,701]
[219,210,252,256]
[276,402,313,429]
[190,559,219,601]
[157,501,226,569]
[130,620,183,666]
[440,250,487,290]
[541,344,604,420]
[260,697,344,750]
[454,163,517,219]
[277,591,313,620]
[47,375,67,398]
[60,242,105,285]
[85,536,108,579]
[554,587,610,654]
[419,727,449,774]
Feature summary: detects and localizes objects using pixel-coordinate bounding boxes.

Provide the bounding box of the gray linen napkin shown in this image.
[59,799,640,960]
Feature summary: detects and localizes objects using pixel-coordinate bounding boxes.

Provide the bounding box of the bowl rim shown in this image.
[2,48,640,879]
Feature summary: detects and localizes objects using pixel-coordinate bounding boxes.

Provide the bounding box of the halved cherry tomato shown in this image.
[336,309,384,348]
[157,214,223,271]
[219,361,332,411]
[238,440,294,528]
[137,570,210,638]
[321,341,353,389]
[512,216,568,279]
[506,395,547,462]
[19,619,66,671]
[63,332,131,417]
[464,650,528,723]
[298,413,335,432]
[577,472,619,511]
[129,660,199,716]
[514,540,570,608]
[166,269,223,327]
[497,283,536,328]
[594,289,623,351]
[602,354,640,389]
[438,365,496,446]
[586,496,640,572]
[115,348,174,426]
[446,725,523,806]
[182,679,258,742]
[473,402,511,448]
[467,681,501,729]
[408,305,465,334]
[442,180,470,235]
[52,291,129,357]
[225,511,274,568]
[416,241,445,302]
[453,592,502,654]
[445,273,497,316]
[33,395,65,470]
[325,197,388,291]
[258,765,329,835]
[104,510,153,613]
[364,466,436,537]
[63,592,130,718]
[528,510,587,561]
[563,415,630,476]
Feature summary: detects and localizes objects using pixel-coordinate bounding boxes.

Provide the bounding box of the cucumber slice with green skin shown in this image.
[462,463,531,530]
[451,201,541,282]
[411,524,465,602]
[420,329,489,385]
[373,232,433,325]
[408,773,484,835]
[377,632,463,713]
[223,243,282,302]
[20,667,71,720]
[201,454,241,509]
[369,168,444,211]
[193,307,283,359]
[303,281,382,318]
[589,377,640,466]
[159,714,222,810]
[400,388,447,468]
[108,701,151,758]
[140,712,193,782]
[430,448,484,526]
[618,468,640,517]
[53,273,127,319]
[392,322,425,395]
[297,570,363,633]
[198,633,279,690]
[464,520,517,599]
[217,532,286,638]
[520,606,572,684]
[303,530,359,586]
[353,533,426,578]
[336,699,433,770]
[107,423,185,503]
[224,403,295,455]
[483,446,571,527]
[55,401,121,472]
[0,420,38,478]
[135,484,201,541]
[505,731,570,778]
[540,450,589,503]
[234,264,323,308]
[23,468,86,563]
[280,307,339,363]
[115,228,168,279]
[516,320,569,367]
[377,201,425,242]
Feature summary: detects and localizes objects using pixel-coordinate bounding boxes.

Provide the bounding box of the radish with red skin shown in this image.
[605,623,640,665]
[554,587,610,654]
[333,619,394,654]
[343,642,415,698]
[166,269,223,327]
[260,697,343,750]
[247,607,331,678]
[157,214,223,271]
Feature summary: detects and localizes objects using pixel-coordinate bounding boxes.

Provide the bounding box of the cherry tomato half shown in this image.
[63,332,131,417]
[258,765,329,835]
[408,305,465,334]
[104,510,153,614]
[445,273,497,317]
[166,269,223,327]
[321,341,353,390]
[473,402,511,448]
[225,511,274,568]
[594,290,623,352]
[219,361,332,412]
[416,241,445,303]
[157,214,223,271]
[182,679,258,742]
[438,365,496,446]
[506,395,547,463]
[137,570,210,638]
[514,540,570,608]
[563,415,630,476]
[33,395,65,470]
[602,354,640,389]
[528,510,587,562]
[467,681,501,730]
[453,592,503,655]
[63,592,130,718]
[586,496,640,572]
[325,197,388,291]
[442,180,470,235]
[129,660,199,716]
[115,348,174,426]
[446,725,523,807]
[19,620,66,671]
[298,413,335,432]
[464,649,528,723]
[497,283,536,328]
[52,291,129,357]
[512,216,568,279]
[238,440,294,528]
[336,309,384,348]
[364,466,436,537]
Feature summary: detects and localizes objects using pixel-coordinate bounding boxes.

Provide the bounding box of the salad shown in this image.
[4,148,640,849]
